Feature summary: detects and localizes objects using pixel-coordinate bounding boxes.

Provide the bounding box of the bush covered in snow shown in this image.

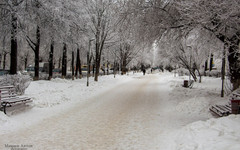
[177,68,221,78]
[0,74,32,95]
[165,65,174,72]
[205,70,221,77]
[177,68,189,76]
[26,72,73,80]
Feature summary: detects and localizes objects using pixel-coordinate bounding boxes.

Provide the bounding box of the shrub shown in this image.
[205,70,221,78]
[0,74,32,95]
[165,65,174,72]
[177,68,189,76]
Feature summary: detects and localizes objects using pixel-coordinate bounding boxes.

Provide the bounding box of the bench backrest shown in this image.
[232,91,240,100]
[0,85,16,103]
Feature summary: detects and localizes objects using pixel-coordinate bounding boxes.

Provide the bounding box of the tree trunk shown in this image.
[3,52,7,70]
[34,50,39,80]
[94,27,107,81]
[196,67,202,83]
[88,52,91,77]
[62,43,67,78]
[221,46,226,97]
[75,50,79,78]
[79,50,82,78]
[228,40,240,91]
[204,59,208,76]
[24,57,28,70]
[48,41,54,80]
[94,41,100,81]
[94,57,100,81]
[113,61,116,78]
[34,26,40,80]
[0,53,2,69]
[209,53,213,71]
[72,51,74,80]
[122,55,127,75]
[107,61,109,75]
[10,13,18,75]
[75,48,82,79]
[58,57,61,69]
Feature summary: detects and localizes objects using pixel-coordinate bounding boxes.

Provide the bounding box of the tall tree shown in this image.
[26,25,41,80]
[48,40,54,80]
[75,48,82,79]
[62,43,67,78]
[23,0,47,80]
[0,0,24,74]
[72,50,74,80]
[84,0,118,81]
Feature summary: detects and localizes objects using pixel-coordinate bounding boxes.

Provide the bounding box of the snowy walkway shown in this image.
[1,74,240,150]
[0,74,175,150]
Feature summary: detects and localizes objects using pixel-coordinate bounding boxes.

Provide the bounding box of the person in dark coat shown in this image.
[143,69,146,75]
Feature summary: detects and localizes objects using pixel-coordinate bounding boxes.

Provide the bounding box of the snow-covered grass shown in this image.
[169,75,227,118]
[159,73,240,150]
[0,72,240,150]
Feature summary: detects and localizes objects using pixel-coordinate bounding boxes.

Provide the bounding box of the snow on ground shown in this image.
[163,73,240,150]
[169,75,228,117]
[174,115,240,150]
[0,74,135,134]
[0,71,240,150]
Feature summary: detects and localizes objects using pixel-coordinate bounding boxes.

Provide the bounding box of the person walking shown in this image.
[143,69,146,75]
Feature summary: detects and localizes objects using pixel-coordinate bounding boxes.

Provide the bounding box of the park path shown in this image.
[1,74,180,150]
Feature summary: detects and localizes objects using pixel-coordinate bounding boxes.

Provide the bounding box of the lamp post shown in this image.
[87,39,94,87]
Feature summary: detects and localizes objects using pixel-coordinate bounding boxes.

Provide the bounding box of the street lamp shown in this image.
[87,39,94,87]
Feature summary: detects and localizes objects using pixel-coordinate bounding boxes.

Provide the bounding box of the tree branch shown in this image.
[26,36,36,52]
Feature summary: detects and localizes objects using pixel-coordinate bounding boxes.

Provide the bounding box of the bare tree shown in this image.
[0,0,25,74]
[84,0,119,81]
[176,0,240,90]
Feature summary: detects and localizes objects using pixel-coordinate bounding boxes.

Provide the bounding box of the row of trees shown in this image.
[0,0,149,81]
[121,0,239,91]
[1,0,239,92]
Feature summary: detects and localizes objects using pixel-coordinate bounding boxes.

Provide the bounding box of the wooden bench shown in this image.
[209,90,240,117]
[209,103,231,117]
[232,92,240,98]
[0,85,32,114]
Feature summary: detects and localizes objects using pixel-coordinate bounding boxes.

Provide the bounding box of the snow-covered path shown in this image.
[1,74,178,150]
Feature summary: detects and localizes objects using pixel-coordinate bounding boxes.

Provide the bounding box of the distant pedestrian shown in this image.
[151,68,153,73]
[143,69,146,75]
